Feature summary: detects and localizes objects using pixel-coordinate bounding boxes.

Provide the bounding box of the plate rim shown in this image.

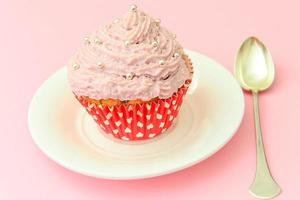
[28,49,245,180]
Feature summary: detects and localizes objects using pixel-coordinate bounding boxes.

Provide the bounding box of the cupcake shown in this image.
[67,5,193,141]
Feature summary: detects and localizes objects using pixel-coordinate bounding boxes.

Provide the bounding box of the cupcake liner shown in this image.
[76,81,190,141]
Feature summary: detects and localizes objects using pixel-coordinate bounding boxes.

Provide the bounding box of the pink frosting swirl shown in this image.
[67,6,192,101]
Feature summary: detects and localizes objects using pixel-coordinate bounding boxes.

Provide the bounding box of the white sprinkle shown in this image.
[97,61,104,68]
[94,38,102,44]
[174,52,180,58]
[155,18,161,24]
[84,37,90,44]
[159,60,165,65]
[152,41,158,47]
[126,72,134,80]
[113,18,119,23]
[130,4,137,11]
[124,40,130,47]
[73,63,80,70]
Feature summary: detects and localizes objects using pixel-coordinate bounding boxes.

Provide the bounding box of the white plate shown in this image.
[28,49,244,180]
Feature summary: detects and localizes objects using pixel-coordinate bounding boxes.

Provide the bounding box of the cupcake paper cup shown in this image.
[76,81,190,141]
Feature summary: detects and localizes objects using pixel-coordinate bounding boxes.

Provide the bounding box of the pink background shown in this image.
[1,0,299,199]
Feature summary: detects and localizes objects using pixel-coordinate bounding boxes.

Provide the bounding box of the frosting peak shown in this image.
[68,6,192,101]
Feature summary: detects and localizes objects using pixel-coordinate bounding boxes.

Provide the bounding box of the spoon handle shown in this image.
[249,91,281,199]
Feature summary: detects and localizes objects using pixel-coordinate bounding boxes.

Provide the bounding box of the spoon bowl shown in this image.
[235,37,275,91]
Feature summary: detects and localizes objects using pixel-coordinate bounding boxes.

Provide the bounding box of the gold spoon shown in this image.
[235,37,281,199]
